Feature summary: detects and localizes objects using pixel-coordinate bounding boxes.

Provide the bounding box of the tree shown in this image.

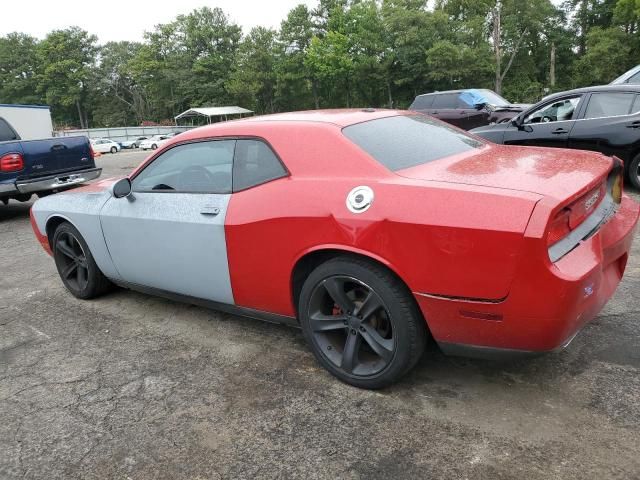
[0,33,42,105]
[276,4,316,110]
[227,27,279,113]
[36,27,98,128]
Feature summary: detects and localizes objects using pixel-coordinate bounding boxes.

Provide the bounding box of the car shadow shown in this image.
[0,200,33,222]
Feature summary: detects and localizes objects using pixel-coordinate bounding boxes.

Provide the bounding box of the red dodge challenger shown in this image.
[30,110,639,388]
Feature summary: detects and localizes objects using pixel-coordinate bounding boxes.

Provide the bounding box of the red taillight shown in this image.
[89,145,95,160]
[0,153,24,172]
[547,208,571,247]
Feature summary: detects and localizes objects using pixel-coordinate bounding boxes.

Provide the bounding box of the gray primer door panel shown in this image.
[99,192,234,304]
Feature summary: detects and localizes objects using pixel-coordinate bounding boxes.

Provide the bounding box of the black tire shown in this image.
[299,256,427,389]
[52,222,112,299]
[628,154,640,191]
[151,144,157,150]
[110,146,117,154]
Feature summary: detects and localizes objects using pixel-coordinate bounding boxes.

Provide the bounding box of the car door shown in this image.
[568,91,640,161]
[99,139,235,303]
[503,95,583,148]
[430,94,465,127]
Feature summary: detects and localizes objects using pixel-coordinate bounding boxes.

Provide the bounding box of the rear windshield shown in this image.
[342,115,484,171]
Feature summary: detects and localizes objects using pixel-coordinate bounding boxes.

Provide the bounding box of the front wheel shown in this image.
[628,154,640,191]
[52,222,112,299]
[299,257,427,389]
[151,144,157,150]
[110,146,117,154]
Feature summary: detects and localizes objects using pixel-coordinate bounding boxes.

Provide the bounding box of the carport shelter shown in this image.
[174,106,253,126]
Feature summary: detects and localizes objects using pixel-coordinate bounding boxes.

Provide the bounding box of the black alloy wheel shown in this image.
[299,257,427,389]
[53,222,112,299]
[55,231,89,292]
[308,275,395,376]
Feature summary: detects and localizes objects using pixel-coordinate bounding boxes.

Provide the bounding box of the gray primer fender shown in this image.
[31,190,121,280]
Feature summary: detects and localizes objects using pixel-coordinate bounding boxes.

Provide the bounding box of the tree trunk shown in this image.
[387,78,393,108]
[312,79,319,109]
[578,0,588,55]
[493,3,502,95]
[76,100,85,129]
[550,42,556,88]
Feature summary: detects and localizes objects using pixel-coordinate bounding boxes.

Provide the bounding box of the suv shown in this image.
[409,89,530,130]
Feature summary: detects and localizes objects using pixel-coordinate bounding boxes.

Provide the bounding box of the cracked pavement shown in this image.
[1,150,640,479]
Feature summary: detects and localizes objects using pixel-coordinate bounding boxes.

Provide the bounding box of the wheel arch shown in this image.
[290,246,425,325]
[45,214,76,249]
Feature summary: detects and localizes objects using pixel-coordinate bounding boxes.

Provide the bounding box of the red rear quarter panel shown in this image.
[224,121,540,317]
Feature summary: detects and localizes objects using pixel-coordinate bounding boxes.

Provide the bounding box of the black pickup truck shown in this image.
[0,116,101,205]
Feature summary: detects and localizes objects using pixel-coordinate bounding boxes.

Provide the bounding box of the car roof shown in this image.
[546,84,640,99]
[200,109,408,129]
[414,89,494,98]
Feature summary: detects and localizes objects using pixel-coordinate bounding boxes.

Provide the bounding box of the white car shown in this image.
[91,138,121,154]
[120,136,148,149]
[139,135,170,151]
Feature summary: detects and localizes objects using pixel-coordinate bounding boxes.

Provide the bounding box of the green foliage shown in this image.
[0,0,636,128]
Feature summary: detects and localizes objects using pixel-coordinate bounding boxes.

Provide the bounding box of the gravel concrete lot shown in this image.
[1,149,640,479]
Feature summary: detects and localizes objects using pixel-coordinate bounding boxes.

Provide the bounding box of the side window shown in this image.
[583,93,636,119]
[524,96,581,124]
[410,95,434,109]
[232,139,287,192]
[432,94,457,109]
[0,118,17,141]
[627,71,640,84]
[132,140,234,193]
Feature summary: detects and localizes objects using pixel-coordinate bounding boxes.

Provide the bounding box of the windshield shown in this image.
[343,115,484,172]
[476,89,511,106]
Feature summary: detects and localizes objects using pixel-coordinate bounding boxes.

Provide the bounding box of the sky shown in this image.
[2,0,567,44]
[1,0,318,43]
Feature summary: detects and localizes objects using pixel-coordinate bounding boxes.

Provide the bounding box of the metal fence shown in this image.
[54,126,194,143]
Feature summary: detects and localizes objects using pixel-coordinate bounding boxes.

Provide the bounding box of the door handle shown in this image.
[551,128,568,134]
[200,206,220,216]
[626,121,640,128]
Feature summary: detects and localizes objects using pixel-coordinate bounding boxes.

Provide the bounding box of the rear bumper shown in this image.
[0,168,102,196]
[415,194,640,356]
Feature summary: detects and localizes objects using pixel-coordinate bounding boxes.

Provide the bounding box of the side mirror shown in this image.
[474,103,486,110]
[112,177,132,198]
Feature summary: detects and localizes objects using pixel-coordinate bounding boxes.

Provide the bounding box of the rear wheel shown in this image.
[151,144,157,150]
[52,222,112,299]
[628,154,640,190]
[299,257,427,389]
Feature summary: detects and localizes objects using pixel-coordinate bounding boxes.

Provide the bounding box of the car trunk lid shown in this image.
[395,143,613,202]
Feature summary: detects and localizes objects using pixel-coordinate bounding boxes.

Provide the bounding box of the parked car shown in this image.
[0,114,101,205]
[611,65,640,85]
[409,88,530,130]
[91,138,121,154]
[470,84,640,190]
[30,109,638,388]
[140,135,170,150]
[121,136,148,149]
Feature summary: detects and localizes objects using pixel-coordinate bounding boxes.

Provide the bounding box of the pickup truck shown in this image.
[0,114,101,205]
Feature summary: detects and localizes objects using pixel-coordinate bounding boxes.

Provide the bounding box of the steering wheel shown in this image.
[541,115,555,123]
